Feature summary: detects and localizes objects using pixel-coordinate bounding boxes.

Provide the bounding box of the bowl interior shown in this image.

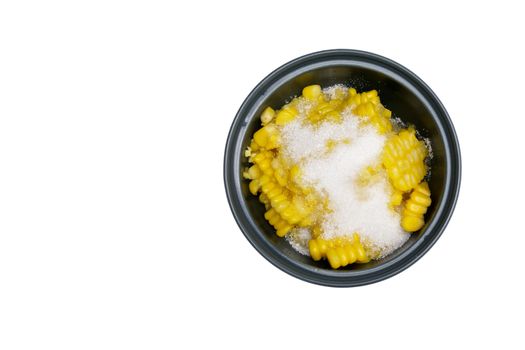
[239,63,447,271]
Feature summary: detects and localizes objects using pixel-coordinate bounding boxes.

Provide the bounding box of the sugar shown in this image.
[281,109,361,163]
[322,84,348,100]
[280,100,410,258]
[286,227,311,256]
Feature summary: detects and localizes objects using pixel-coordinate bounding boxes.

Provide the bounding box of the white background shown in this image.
[1,1,524,349]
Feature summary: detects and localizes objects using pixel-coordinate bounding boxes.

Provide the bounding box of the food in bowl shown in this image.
[243,84,432,269]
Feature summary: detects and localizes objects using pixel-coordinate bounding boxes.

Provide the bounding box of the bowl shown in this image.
[224,49,461,287]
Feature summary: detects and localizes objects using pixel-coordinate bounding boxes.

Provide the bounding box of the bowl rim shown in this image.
[224,49,461,287]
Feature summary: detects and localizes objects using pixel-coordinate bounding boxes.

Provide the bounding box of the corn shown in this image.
[305,97,346,125]
[260,106,275,125]
[253,124,279,149]
[302,84,322,100]
[344,89,393,134]
[348,93,362,106]
[274,168,288,187]
[390,189,404,208]
[382,129,427,192]
[308,233,369,268]
[401,182,432,232]
[249,179,260,195]
[275,107,298,125]
[298,216,313,227]
[264,208,292,237]
[246,165,261,179]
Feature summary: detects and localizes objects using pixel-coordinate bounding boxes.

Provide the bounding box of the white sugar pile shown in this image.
[281,103,409,258]
[281,112,361,163]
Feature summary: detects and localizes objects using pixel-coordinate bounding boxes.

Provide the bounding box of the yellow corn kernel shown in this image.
[287,213,303,225]
[260,178,278,193]
[316,102,334,115]
[275,107,298,125]
[257,174,271,186]
[251,151,266,164]
[246,165,261,180]
[382,129,428,192]
[257,159,273,176]
[276,225,292,237]
[266,186,282,199]
[326,248,343,269]
[347,93,362,106]
[259,193,269,204]
[260,106,275,125]
[401,215,424,232]
[308,234,369,269]
[253,124,279,149]
[364,90,378,99]
[269,192,287,204]
[272,199,290,214]
[307,112,323,124]
[249,179,260,195]
[274,167,288,186]
[370,113,393,134]
[390,189,403,207]
[354,244,369,263]
[302,84,322,100]
[298,216,313,227]
[401,182,432,232]
[264,208,294,237]
[250,138,259,148]
[261,180,277,194]
[309,239,323,261]
[354,102,375,118]
[290,165,300,179]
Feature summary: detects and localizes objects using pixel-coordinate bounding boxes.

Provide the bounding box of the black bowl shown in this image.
[224,49,461,287]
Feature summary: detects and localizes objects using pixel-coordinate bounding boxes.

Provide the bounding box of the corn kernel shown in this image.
[249,179,260,195]
[308,234,369,269]
[401,182,432,232]
[382,129,427,192]
[390,189,403,207]
[309,240,322,261]
[275,107,298,125]
[248,165,261,179]
[260,106,275,125]
[401,215,425,232]
[253,125,279,149]
[302,84,322,100]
